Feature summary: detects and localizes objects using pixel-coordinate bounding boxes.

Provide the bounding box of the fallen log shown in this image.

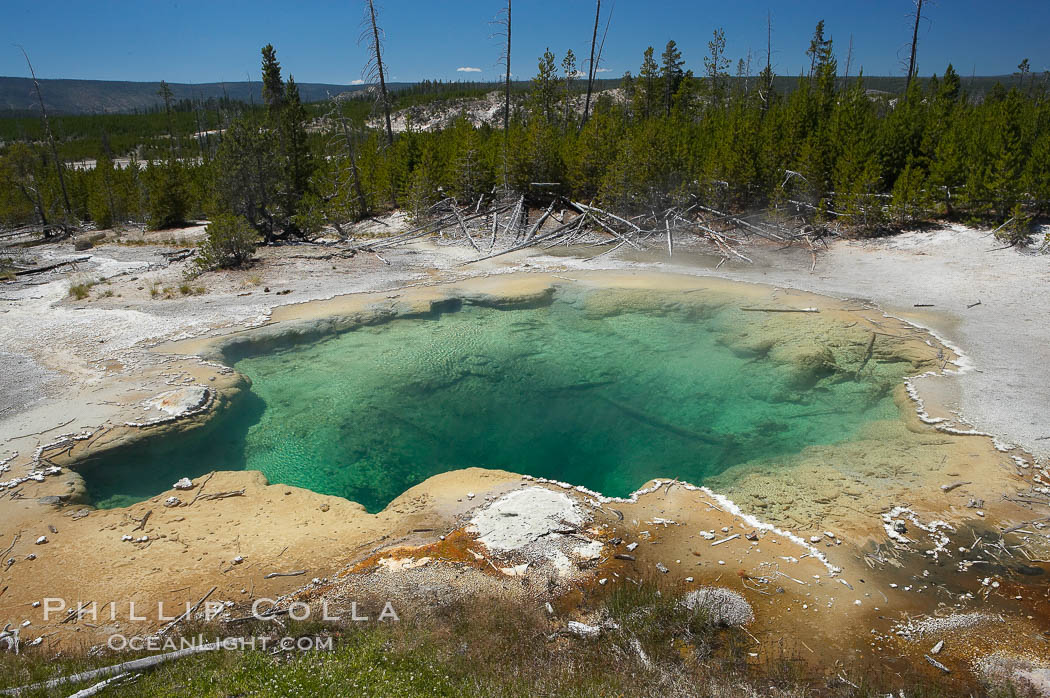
[597,395,725,446]
[197,489,245,501]
[132,510,152,532]
[158,585,217,636]
[67,672,131,698]
[0,644,219,696]
[11,256,91,277]
[855,333,876,378]
[457,216,583,266]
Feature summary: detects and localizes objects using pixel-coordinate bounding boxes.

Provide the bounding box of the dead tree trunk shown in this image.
[20,46,72,229]
[844,34,854,83]
[337,113,368,219]
[502,0,512,190]
[582,0,600,128]
[906,0,924,94]
[367,0,394,148]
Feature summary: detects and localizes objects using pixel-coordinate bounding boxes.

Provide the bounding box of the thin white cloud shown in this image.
[457,66,482,73]
[350,79,365,85]
[595,68,612,73]
[570,70,586,78]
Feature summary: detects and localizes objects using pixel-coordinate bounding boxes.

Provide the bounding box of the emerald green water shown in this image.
[78,288,906,512]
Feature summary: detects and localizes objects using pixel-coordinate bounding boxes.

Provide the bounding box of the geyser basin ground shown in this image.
[74,277,930,512]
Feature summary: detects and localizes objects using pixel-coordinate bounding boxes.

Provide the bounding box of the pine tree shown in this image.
[278,76,313,230]
[0,143,50,226]
[985,90,1026,215]
[889,159,930,226]
[260,44,285,112]
[703,29,730,103]
[561,49,577,127]
[1025,119,1050,214]
[926,108,967,217]
[806,21,832,78]
[660,40,685,117]
[529,49,558,123]
[214,114,280,238]
[144,160,188,229]
[637,47,659,119]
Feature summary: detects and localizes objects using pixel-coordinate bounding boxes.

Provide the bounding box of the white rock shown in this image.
[598,578,607,585]
[567,621,601,638]
[34,536,47,545]
[232,556,244,564]
[466,492,475,500]
[121,535,133,541]
[681,587,754,626]
[625,542,638,552]
[163,496,181,507]
[173,477,194,490]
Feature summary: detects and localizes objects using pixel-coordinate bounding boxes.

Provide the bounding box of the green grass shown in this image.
[67,280,96,299]
[0,585,1030,697]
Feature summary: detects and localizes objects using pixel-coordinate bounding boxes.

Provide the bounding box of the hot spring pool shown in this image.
[76,285,913,511]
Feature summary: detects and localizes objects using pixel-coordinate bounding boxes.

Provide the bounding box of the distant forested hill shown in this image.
[0,77,380,114]
[0,73,1021,116]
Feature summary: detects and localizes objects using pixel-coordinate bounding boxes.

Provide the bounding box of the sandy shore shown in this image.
[0,221,1048,692]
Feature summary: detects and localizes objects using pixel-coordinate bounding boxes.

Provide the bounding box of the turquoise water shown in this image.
[77,289,904,512]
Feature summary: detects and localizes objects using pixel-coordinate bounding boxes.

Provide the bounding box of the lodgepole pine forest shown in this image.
[2,18,1048,252]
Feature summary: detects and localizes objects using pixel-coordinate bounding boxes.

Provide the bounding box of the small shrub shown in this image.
[197,215,258,270]
[995,204,1034,246]
[68,283,91,300]
[246,274,262,286]
[149,281,161,299]
[178,284,206,296]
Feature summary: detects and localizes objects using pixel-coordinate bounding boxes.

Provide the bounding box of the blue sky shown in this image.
[1,1,1047,84]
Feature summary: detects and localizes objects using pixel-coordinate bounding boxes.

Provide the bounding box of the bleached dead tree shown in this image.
[905,0,924,93]
[492,0,512,190]
[363,0,394,147]
[582,0,601,127]
[317,101,369,232]
[19,46,73,231]
[844,33,854,83]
